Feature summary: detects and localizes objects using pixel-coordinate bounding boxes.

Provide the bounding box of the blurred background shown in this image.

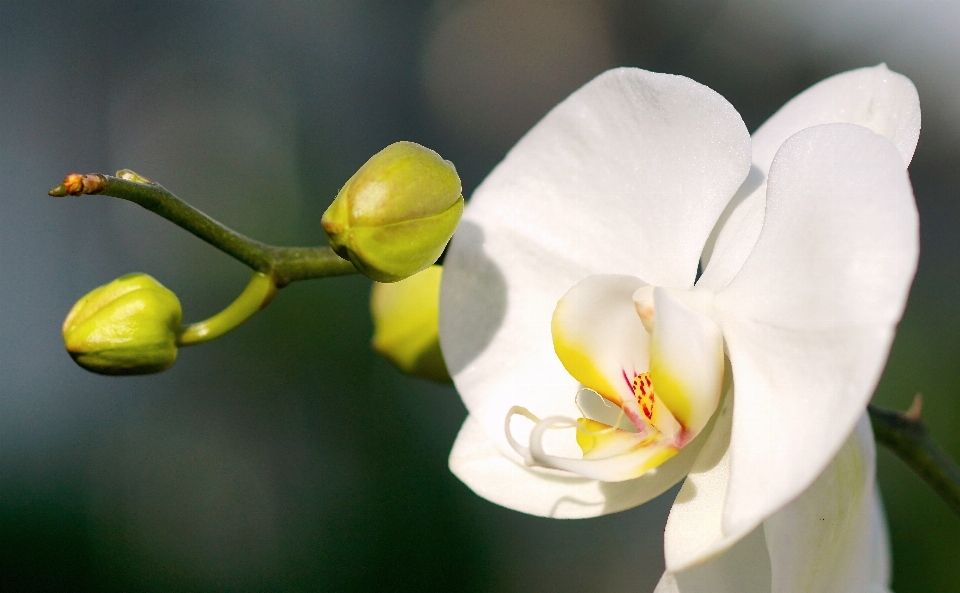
[1,1,958,591]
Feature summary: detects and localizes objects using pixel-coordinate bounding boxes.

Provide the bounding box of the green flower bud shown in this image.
[371,265,452,383]
[322,141,464,283]
[62,273,182,375]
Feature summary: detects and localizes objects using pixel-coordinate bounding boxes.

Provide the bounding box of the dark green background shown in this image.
[0,1,957,591]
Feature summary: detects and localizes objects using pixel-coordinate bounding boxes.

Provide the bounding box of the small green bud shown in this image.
[62,273,182,375]
[322,141,464,283]
[371,265,451,383]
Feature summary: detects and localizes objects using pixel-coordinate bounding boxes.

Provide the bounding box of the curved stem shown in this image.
[49,171,358,285]
[265,245,359,285]
[869,396,960,517]
[177,272,277,346]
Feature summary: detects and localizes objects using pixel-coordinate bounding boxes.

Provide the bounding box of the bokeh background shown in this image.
[1,1,958,591]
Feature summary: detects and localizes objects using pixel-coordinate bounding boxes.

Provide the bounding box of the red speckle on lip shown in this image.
[632,373,655,420]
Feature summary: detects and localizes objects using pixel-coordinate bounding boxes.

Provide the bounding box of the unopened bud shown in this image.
[62,273,182,375]
[371,265,451,383]
[322,141,463,282]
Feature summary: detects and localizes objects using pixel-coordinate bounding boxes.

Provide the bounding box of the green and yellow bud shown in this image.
[371,265,451,383]
[322,141,463,283]
[62,273,182,375]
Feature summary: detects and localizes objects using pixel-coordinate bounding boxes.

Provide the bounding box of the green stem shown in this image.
[869,397,960,517]
[49,171,358,286]
[177,272,277,346]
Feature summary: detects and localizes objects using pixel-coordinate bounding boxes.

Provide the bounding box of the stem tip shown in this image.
[50,173,107,197]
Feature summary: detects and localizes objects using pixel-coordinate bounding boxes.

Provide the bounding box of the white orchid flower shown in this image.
[439,65,920,592]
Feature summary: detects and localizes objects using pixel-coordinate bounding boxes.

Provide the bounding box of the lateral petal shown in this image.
[713,124,918,537]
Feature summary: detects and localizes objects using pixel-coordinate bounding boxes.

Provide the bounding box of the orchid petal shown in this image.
[763,414,891,593]
[713,124,918,537]
[448,413,705,518]
[647,288,724,441]
[440,69,751,470]
[654,527,772,593]
[551,274,650,426]
[699,64,921,292]
[662,384,748,572]
[869,487,893,589]
[662,413,891,593]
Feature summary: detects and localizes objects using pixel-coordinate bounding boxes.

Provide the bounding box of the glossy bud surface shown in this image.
[63,273,182,375]
[322,141,463,282]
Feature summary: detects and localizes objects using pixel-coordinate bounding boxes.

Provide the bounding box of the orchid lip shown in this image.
[502,275,725,482]
[504,405,680,483]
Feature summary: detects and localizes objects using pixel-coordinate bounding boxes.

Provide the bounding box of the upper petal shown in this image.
[753,63,920,170]
[713,123,918,537]
[699,64,921,292]
[763,414,890,593]
[440,68,751,491]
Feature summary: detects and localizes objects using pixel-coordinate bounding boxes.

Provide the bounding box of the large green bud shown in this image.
[62,273,182,375]
[371,265,451,383]
[322,141,463,282]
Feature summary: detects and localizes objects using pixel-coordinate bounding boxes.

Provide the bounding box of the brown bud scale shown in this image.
[60,173,106,196]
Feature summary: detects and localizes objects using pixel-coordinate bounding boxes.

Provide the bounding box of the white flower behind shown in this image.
[439,65,919,592]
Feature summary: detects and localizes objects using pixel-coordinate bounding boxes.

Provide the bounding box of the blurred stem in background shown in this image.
[869,396,960,516]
